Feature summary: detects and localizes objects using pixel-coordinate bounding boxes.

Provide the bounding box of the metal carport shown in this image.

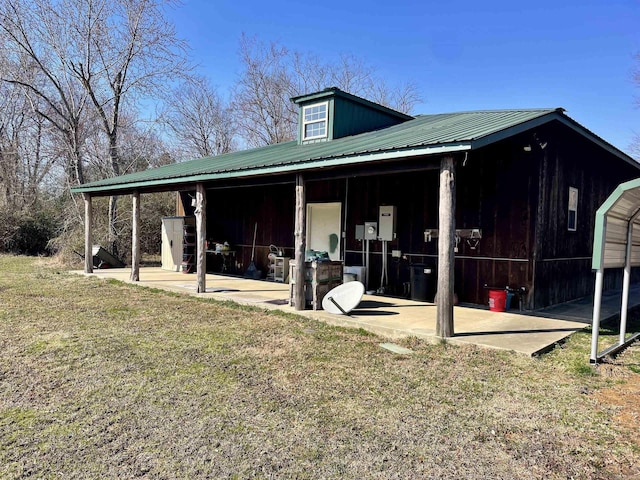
[591,178,640,362]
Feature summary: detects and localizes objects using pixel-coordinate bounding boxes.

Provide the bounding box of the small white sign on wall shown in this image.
[568,187,578,231]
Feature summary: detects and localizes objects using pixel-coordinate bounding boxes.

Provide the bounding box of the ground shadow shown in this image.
[454,327,584,337]
[263,299,289,305]
[350,309,399,317]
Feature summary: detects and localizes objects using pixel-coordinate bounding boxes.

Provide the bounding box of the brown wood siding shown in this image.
[531,124,640,308]
[453,138,538,305]
[203,151,538,306]
[199,122,640,309]
[206,184,295,273]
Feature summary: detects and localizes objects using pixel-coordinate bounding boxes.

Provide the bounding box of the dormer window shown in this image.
[291,87,412,145]
[302,102,328,140]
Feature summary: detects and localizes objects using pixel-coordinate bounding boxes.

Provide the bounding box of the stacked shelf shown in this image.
[274,256,290,283]
[181,218,196,273]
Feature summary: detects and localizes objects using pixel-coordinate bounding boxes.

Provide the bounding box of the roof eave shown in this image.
[471,110,637,168]
[70,142,471,196]
[469,109,562,150]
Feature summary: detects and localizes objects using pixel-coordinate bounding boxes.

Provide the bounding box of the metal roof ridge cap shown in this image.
[421,107,559,116]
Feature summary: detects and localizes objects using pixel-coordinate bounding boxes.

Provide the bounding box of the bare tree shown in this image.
[1,0,190,254]
[233,35,298,147]
[368,79,423,115]
[233,36,423,147]
[0,51,63,210]
[166,76,236,158]
[61,0,190,255]
[0,0,89,186]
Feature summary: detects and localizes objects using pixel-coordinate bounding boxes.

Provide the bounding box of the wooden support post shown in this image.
[130,191,140,282]
[195,182,207,293]
[83,193,93,274]
[437,155,455,337]
[294,174,306,311]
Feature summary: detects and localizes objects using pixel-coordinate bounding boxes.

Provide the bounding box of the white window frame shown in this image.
[302,101,328,140]
[568,186,578,231]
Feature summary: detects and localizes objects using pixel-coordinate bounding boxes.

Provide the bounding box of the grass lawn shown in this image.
[1,255,639,479]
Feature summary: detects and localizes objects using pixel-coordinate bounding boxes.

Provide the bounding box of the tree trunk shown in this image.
[437,155,455,337]
[130,191,140,282]
[84,194,93,274]
[106,127,121,256]
[108,194,118,257]
[294,174,306,310]
[195,183,207,293]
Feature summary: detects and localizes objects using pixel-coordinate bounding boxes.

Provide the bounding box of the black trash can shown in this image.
[410,264,433,302]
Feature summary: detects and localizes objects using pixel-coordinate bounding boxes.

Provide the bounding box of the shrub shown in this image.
[0,208,58,255]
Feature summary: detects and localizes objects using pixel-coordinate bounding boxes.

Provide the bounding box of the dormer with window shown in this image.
[291,87,413,145]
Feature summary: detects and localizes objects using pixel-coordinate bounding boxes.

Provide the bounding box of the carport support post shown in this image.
[294,174,306,311]
[590,268,604,362]
[437,155,455,338]
[83,193,93,274]
[130,191,140,282]
[620,219,636,344]
[195,183,207,293]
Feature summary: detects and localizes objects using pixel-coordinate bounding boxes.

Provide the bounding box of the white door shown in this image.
[161,217,183,271]
[306,202,342,260]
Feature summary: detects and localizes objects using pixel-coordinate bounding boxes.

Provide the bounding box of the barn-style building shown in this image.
[72,87,640,312]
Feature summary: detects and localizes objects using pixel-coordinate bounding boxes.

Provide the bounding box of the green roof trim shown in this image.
[71,108,637,195]
[592,177,640,270]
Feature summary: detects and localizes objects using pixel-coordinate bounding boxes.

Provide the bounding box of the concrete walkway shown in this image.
[71,267,631,357]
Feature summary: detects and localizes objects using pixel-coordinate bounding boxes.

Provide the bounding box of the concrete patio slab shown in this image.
[72,267,598,357]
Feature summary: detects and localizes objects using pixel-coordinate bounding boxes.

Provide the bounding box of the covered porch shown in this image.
[73,267,590,357]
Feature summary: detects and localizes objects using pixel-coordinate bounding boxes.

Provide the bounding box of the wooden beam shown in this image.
[195,182,207,293]
[437,155,455,337]
[294,174,306,310]
[83,193,93,274]
[130,191,140,282]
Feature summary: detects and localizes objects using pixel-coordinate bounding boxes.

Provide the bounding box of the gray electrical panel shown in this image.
[378,205,397,241]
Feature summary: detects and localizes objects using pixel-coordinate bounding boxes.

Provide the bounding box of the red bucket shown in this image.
[488,289,507,312]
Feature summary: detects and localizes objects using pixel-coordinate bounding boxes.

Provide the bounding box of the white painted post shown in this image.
[437,155,455,338]
[130,191,140,282]
[195,183,207,293]
[83,194,93,274]
[620,221,634,344]
[590,269,604,363]
[365,239,370,289]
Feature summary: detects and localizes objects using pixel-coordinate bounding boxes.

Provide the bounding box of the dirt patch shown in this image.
[595,354,640,479]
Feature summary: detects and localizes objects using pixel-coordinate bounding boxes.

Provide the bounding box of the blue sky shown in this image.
[168,0,640,155]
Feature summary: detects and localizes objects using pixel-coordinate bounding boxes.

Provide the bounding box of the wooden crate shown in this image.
[289,260,344,310]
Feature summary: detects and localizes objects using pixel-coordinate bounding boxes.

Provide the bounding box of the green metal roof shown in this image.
[72,108,636,195]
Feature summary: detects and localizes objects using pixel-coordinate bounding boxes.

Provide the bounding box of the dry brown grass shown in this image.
[1,255,639,479]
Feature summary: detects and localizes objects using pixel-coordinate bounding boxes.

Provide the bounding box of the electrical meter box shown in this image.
[378,206,397,241]
[364,222,378,240]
